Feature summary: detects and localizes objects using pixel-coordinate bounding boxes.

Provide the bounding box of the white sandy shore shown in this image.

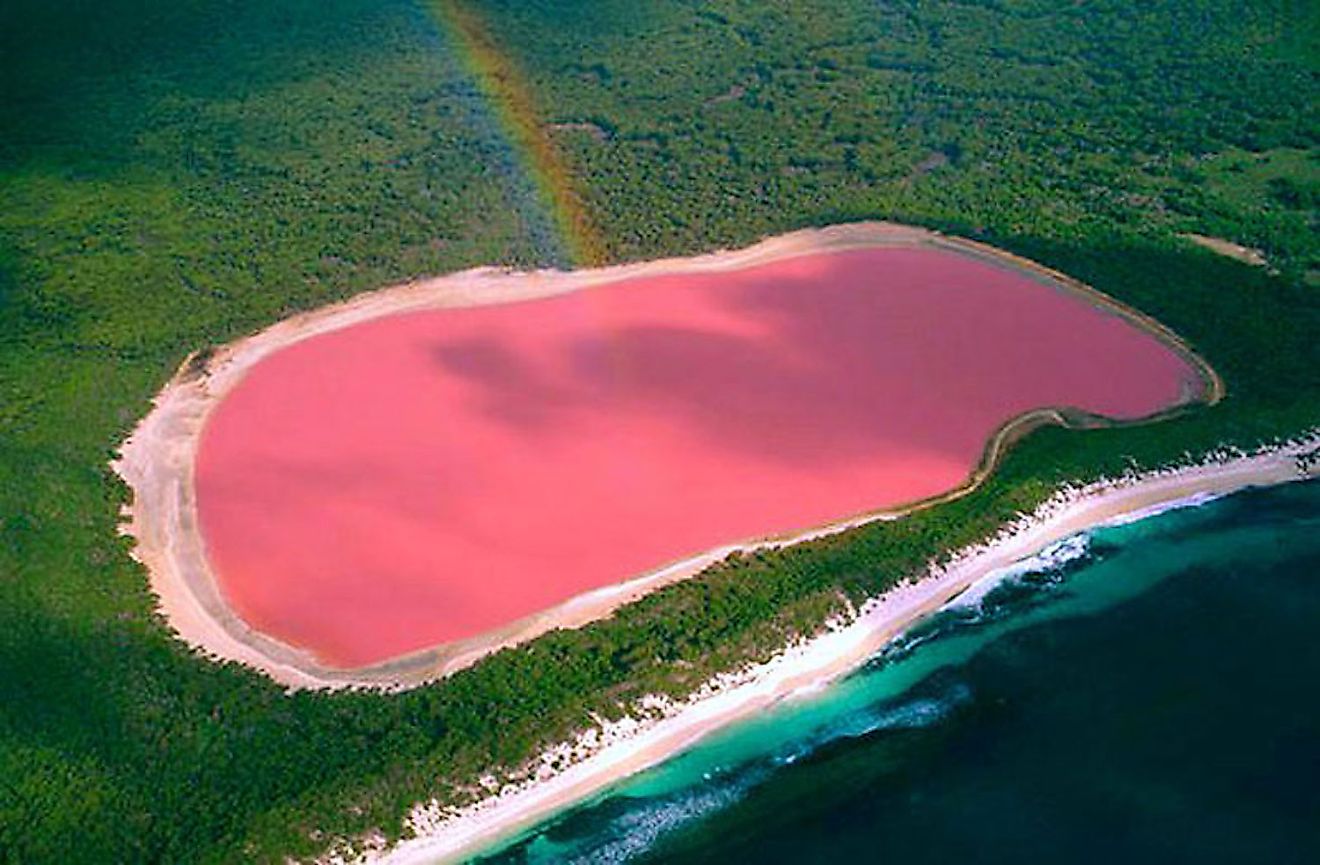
[326,435,1317,865]
[112,221,1222,691]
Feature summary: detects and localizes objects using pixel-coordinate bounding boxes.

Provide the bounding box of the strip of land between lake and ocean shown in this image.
[332,437,1318,865]
[112,222,1221,690]
[109,220,1317,864]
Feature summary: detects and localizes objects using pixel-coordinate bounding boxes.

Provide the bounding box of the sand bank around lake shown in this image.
[112,222,1221,690]
[331,437,1317,865]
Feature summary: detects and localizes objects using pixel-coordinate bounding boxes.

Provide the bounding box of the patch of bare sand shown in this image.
[1182,232,1269,267]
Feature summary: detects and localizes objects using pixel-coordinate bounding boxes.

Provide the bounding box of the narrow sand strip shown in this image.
[112,222,1221,689]
[330,437,1317,865]
[1181,232,1269,267]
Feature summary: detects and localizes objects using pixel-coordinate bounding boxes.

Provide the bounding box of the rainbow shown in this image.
[432,1,607,267]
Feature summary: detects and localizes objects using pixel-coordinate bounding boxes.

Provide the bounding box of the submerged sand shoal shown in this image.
[114,222,1221,690]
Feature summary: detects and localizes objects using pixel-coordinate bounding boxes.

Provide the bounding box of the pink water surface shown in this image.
[195,247,1199,667]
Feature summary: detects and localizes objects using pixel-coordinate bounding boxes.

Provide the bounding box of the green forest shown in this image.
[1,1,1317,862]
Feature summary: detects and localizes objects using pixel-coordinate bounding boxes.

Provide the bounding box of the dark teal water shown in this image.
[480,479,1320,864]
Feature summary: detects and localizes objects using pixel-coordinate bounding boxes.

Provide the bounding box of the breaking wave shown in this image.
[875,533,1096,667]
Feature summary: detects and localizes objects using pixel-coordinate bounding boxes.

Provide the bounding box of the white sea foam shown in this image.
[852,684,972,734]
[948,533,1091,611]
[555,771,761,865]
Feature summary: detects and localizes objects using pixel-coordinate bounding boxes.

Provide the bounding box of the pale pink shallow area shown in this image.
[196,248,1199,668]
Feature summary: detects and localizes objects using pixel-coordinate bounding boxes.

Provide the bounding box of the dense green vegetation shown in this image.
[479,0,1319,280]
[1,1,1316,862]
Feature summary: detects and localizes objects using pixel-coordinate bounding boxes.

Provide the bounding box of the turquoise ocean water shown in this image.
[479,479,1320,864]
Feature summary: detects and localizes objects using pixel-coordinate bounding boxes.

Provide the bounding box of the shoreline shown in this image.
[335,436,1318,865]
[112,221,1221,691]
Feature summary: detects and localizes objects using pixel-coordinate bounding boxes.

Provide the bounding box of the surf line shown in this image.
[432,0,607,267]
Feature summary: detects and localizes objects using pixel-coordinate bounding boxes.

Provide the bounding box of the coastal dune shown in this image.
[114,223,1217,689]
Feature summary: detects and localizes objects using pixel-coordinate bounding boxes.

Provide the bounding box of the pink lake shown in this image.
[195,246,1200,668]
